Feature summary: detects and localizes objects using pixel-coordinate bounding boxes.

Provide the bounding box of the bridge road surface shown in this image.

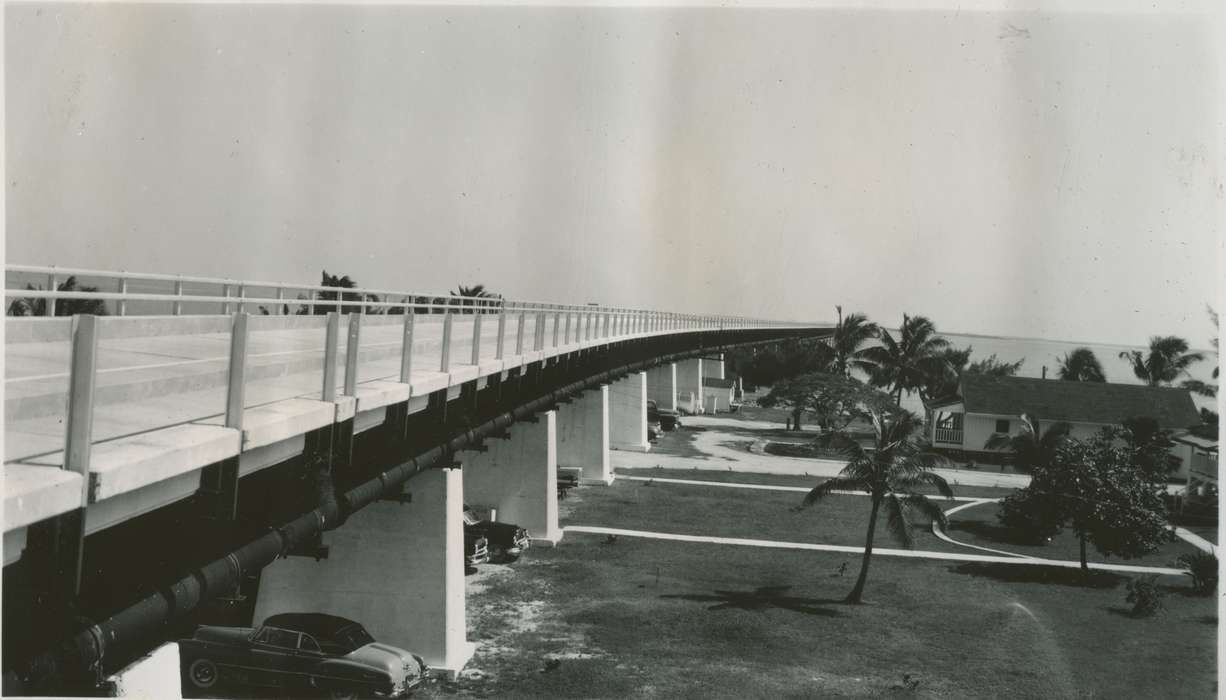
[5,312,541,465]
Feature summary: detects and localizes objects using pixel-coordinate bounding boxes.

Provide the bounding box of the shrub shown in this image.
[997,489,1064,544]
[1177,551,1218,595]
[1125,575,1165,617]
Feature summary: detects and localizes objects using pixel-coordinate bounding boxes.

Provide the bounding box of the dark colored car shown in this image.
[179,613,427,699]
[647,400,681,431]
[463,505,530,562]
[466,529,490,568]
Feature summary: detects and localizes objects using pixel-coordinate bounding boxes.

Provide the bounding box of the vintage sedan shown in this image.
[463,505,530,562]
[179,612,427,699]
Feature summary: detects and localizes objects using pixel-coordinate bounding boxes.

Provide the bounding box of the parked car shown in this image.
[466,529,490,568]
[463,505,530,562]
[179,612,427,699]
[647,400,681,431]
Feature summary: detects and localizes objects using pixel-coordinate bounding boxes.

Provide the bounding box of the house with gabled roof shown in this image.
[925,374,1204,477]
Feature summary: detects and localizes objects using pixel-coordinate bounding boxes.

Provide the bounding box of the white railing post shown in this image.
[236,284,247,314]
[117,277,128,316]
[173,278,184,315]
[400,311,415,382]
[535,310,546,350]
[65,314,99,485]
[276,287,285,315]
[322,312,340,402]
[496,307,508,360]
[564,311,572,345]
[440,304,454,372]
[224,312,249,430]
[221,283,231,315]
[552,309,561,347]
[47,273,58,316]
[516,310,526,355]
[471,307,484,365]
[344,312,362,395]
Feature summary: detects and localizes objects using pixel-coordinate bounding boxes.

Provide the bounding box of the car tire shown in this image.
[187,658,220,690]
[328,688,358,700]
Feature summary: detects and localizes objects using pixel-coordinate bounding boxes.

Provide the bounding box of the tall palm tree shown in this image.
[1118,336,1204,387]
[1056,347,1106,383]
[800,410,952,604]
[825,306,880,377]
[7,276,109,317]
[984,413,1071,473]
[451,284,501,314]
[860,314,950,404]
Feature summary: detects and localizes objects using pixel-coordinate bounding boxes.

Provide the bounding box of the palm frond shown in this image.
[800,477,871,507]
[898,492,950,531]
[883,494,916,549]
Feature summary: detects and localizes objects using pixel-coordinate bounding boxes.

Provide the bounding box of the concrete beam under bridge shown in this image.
[609,372,649,453]
[461,410,562,545]
[556,385,611,484]
[645,363,677,412]
[252,468,474,675]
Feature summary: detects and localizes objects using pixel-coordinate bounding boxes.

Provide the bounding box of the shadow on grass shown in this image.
[660,585,843,616]
[948,519,1041,548]
[947,562,1126,589]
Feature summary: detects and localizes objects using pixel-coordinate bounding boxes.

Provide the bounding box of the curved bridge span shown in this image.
[3,264,829,694]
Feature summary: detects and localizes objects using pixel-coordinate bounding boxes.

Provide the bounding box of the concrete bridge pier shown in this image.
[609,371,649,452]
[676,359,704,414]
[702,353,726,380]
[461,411,562,545]
[252,468,475,675]
[556,385,611,484]
[645,363,677,412]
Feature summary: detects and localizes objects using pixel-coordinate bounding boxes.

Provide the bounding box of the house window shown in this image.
[995,419,1010,434]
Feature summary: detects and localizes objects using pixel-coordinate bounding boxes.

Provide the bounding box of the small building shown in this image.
[925,374,1204,476]
[702,377,736,413]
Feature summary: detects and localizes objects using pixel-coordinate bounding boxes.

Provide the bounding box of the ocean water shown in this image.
[885,332,1218,417]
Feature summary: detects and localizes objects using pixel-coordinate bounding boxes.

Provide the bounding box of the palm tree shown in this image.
[7,276,109,317]
[1118,336,1204,387]
[799,410,952,604]
[1183,306,1218,397]
[984,413,1071,473]
[860,314,951,404]
[1056,347,1106,383]
[451,284,501,314]
[825,306,880,377]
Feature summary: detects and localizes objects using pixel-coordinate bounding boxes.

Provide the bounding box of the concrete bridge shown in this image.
[2,264,828,694]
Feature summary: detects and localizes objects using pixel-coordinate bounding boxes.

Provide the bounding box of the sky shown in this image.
[4,2,1221,348]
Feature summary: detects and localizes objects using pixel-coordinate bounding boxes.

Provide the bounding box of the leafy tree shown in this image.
[860,314,951,404]
[727,338,832,389]
[1118,336,1204,387]
[759,373,896,432]
[1002,427,1175,571]
[1181,306,1218,397]
[966,354,1024,377]
[7,276,109,317]
[1057,347,1106,383]
[826,306,880,378]
[798,410,953,603]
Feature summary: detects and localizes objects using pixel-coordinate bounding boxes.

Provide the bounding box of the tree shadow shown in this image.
[947,562,1125,589]
[660,585,842,616]
[947,519,1041,548]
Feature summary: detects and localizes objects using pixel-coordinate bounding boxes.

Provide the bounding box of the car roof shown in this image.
[263,613,362,638]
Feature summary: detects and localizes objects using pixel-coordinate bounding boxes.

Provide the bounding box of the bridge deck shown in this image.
[5,312,768,545]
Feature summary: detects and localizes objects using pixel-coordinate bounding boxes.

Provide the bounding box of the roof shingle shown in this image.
[959,374,1201,430]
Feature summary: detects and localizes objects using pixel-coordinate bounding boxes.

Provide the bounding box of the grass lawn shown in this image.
[615,466,1021,501]
[423,536,1215,699]
[947,500,1206,568]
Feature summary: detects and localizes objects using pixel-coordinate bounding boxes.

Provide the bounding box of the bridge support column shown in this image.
[646,363,677,412]
[676,359,704,414]
[557,385,611,484]
[462,411,561,545]
[252,468,474,675]
[702,353,726,380]
[609,371,649,453]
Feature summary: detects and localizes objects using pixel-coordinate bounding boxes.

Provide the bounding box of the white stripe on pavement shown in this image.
[616,475,994,502]
[563,525,1188,576]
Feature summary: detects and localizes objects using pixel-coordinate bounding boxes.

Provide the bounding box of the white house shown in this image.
[925,374,1205,477]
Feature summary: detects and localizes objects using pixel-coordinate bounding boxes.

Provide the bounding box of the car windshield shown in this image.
[333,624,376,652]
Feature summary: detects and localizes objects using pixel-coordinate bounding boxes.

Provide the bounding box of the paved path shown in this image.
[617,416,1034,489]
[1173,527,1217,554]
[563,525,1188,577]
[616,474,992,502]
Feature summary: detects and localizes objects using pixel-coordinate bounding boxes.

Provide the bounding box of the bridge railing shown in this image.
[5,264,819,472]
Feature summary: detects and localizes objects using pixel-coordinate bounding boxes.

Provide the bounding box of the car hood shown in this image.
[191,625,255,646]
[344,643,426,677]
